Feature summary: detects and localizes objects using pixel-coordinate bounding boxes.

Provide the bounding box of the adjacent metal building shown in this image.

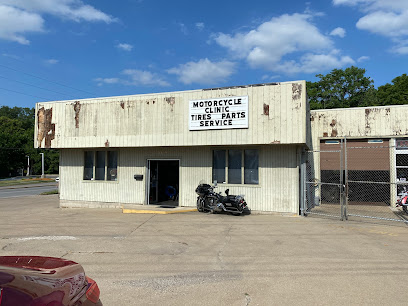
[310,105,408,211]
[35,81,308,213]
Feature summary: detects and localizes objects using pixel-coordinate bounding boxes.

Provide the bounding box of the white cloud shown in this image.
[356,10,408,37]
[357,55,370,62]
[274,51,355,75]
[122,69,170,86]
[0,0,115,44]
[214,13,352,74]
[94,77,120,86]
[393,46,408,55]
[333,0,408,54]
[333,0,408,11]
[117,43,133,51]
[167,58,236,85]
[95,70,170,87]
[261,74,281,81]
[0,0,116,23]
[178,22,188,35]
[0,5,44,44]
[45,59,59,64]
[2,53,21,59]
[195,22,205,31]
[330,27,346,37]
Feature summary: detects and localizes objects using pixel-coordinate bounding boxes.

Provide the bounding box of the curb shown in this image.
[122,208,197,214]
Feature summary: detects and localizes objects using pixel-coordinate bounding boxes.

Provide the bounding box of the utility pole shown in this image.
[26,155,30,177]
[40,152,45,178]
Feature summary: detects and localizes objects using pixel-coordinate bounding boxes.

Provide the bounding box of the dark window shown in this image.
[83,151,118,181]
[107,151,118,181]
[95,151,106,180]
[244,149,259,184]
[228,150,242,184]
[213,149,259,185]
[83,151,94,180]
[213,150,226,183]
[396,154,408,167]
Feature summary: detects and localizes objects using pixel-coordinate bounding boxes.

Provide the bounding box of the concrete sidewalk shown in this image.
[1,195,408,305]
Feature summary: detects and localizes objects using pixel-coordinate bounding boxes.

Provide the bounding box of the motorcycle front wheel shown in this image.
[403,205,408,215]
[197,198,204,212]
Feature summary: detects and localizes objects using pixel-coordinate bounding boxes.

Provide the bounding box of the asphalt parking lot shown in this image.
[1,195,408,305]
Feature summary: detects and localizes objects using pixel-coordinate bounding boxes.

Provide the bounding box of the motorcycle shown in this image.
[396,186,408,214]
[195,180,249,215]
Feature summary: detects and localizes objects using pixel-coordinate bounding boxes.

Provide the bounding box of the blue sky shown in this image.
[0,0,407,108]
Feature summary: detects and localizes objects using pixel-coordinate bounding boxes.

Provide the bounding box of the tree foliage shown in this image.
[307,67,408,110]
[307,66,375,110]
[0,106,59,178]
[377,74,408,106]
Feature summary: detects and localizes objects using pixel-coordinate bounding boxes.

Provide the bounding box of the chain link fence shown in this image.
[303,139,408,224]
[304,149,344,219]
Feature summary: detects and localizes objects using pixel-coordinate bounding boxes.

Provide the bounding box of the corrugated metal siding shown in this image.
[60,145,299,213]
[309,105,407,184]
[310,105,408,150]
[35,81,307,149]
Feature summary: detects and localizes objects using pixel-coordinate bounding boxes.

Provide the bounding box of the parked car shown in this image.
[0,256,101,305]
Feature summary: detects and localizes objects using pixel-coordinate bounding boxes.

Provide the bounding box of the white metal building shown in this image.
[35,81,308,213]
[310,105,408,207]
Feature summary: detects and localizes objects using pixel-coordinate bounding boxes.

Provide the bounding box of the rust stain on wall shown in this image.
[120,102,125,109]
[330,119,336,127]
[365,108,371,130]
[310,115,315,121]
[263,104,269,116]
[270,140,281,144]
[331,129,338,137]
[165,97,176,111]
[105,139,110,147]
[37,107,55,148]
[73,101,81,128]
[292,83,302,100]
[165,97,175,106]
[323,132,328,137]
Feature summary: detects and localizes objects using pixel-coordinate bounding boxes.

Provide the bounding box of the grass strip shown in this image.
[40,189,59,195]
[0,178,56,187]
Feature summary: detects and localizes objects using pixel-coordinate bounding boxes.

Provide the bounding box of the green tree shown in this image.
[377,74,408,106]
[307,66,375,110]
[0,116,27,177]
[0,106,59,177]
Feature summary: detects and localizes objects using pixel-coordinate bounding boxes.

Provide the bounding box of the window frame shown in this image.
[83,150,118,182]
[212,148,259,185]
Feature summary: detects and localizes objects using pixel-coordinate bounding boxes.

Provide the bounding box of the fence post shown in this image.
[340,139,344,221]
[300,149,306,216]
[344,137,348,220]
[390,138,397,208]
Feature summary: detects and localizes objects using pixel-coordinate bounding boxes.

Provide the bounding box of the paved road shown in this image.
[0,183,57,198]
[1,195,408,305]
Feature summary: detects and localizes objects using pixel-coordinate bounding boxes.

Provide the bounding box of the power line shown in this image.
[0,75,73,99]
[0,86,50,100]
[0,63,97,96]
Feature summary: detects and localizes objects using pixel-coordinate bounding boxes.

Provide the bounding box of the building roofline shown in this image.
[311,104,408,112]
[36,80,305,104]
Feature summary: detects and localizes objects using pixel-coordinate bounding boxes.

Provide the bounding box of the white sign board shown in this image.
[189,96,248,131]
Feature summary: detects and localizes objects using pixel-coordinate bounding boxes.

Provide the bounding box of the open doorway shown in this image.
[148,160,179,206]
